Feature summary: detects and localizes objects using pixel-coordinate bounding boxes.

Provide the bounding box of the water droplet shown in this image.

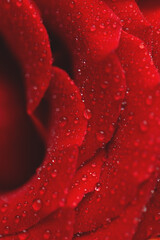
[112,22,117,28]
[92,172,97,177]
[84,109,92,120]
[91,162,96,168]
[95,183,101,192]
[22,211,27,218]
[129,4,133,8]
[16,0,23,7]
[114,91,123,100]
[32,11,37,18]
[1,204,8,213]
[139,42,145,49]
[90,25,96,32]
[59,198,65,207]
[59,116,68,127]
[51,170,57,178]
[32,199,42,211]
[52,192,58,199]
[43,229,51,239]
[18,230,29,240]
[15,215,20,224]
[146,95,152,105]
[96,131,105,142]
[40,186,46,195]
[69,0,75,8]
[2,217,7,224]
[74,117,79,124]
[140,120,148,132]
[70,93,75,100]
[100,80,108,89]
[99,23,105,29]
[82,175,87,181]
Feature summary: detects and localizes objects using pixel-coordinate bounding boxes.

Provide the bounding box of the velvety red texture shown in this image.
[0,0,52,113]
[0,0,160,239]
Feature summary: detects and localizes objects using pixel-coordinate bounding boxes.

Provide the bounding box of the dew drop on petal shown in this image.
[82,175,87,181]
[140,120,148,132]
[43,229,51,239]
[59,116,68,127]
[90,25,96,32]
[18,230,29,240]
[16,0,23,7]
[32,199,42,211]
[69,0,76,8]
[139,42,145,49]
[51,170,57,179]
[84,109,92,120]
[101,80,108,89]
[59,198,65,207]
[146,95,153,106]
[15,215,21,224]
[40,186,46,195]
[96,130,105,142]
[2,216,7,224]
[95,182,101,192]
[1,204,8,213]
[74,117,79,124]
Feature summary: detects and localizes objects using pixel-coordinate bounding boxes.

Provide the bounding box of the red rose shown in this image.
[0,0,160,239]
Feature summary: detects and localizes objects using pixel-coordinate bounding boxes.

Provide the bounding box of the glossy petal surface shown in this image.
[67,150,106,208]
[34,0,125,166]
[74,31,160,233]
[105,0,152,49]
[0,0,52,113]
[138,1,160,71]
[48,67,87,150]
[74,177,156,240]
[74,53,126,167]
[34,0,122,60]
[133,179,160,240]
[0,67,87,235]
[2,208,74,240]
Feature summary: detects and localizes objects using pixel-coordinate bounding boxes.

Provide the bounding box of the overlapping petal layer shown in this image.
[48,67,87,149]
[67,150,106,208]
[104,0,152,48]
[73,53,126,166]
[0,68,86,236]
[74,31,160,233]
[2,208,74,240]
[0,0,159,239]
[0,0,52,113]
[74,176,156,240]
[133,179,160,240]
[138,1,160,72]
[34,0,122,60]
[34,0,125,167]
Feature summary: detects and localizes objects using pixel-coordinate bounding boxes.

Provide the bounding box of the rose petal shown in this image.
[74,53,126,167]
[133,179,160,240]
[0,0,52,113]
[74,31,160,233]
[0,145,78,236]
[0,66,88,235]
[104,0,152,49]
[67,150,106,208]
[34,0,125,166]
[74,176,156,240]
[2,208,74,240]
[34,0,122,60]
[48,67,87,149]
[137,2,160,72]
